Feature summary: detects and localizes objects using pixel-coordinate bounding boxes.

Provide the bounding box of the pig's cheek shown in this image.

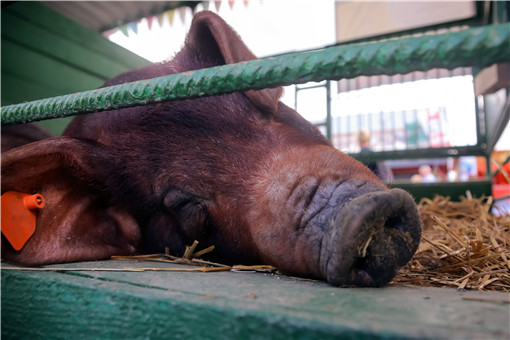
[105,207,141,252]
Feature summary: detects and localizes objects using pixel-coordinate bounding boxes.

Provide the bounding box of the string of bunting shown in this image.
[116,0,252,37]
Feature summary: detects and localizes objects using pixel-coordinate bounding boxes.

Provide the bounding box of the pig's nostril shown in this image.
[384,214,406,232]
[351,256,377,286]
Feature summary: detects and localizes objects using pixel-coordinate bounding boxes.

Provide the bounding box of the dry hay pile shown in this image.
[392,194,510,292]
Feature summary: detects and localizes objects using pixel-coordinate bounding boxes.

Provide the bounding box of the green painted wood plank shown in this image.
[3,2,148,70]
[2,261,509,339]
[1,71,64,105]
[2,14,133,80]
[1,2,147,135]
[2,39,104,94]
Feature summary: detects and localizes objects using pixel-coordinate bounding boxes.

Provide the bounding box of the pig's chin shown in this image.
[312,186,422,287]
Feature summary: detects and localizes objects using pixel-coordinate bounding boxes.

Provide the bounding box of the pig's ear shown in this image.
[183,11,283,114]
[1,137,141,265]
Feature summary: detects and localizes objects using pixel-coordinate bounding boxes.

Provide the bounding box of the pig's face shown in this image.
[1,11,421,287]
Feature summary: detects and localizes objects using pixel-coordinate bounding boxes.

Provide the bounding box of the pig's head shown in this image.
[1,11,421,286]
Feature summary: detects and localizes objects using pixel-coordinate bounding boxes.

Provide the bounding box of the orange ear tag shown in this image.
[1,191,45,251]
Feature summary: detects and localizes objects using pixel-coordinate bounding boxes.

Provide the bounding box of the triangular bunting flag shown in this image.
[156,13,165,27]
[178,7,187,23]
[215,0,221,12]
[167,9,176,26]
[128,22,138,34]
[120,24,129,37]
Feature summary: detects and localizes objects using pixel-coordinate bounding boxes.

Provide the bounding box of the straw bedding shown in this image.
[391,194,510,292]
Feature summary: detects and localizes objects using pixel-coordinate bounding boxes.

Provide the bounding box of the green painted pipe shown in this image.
[2,23,509,125]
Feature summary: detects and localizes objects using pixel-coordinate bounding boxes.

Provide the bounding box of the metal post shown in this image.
[325,81,332,140]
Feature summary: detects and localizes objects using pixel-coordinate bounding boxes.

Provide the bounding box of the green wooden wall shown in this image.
[1,1,149,135]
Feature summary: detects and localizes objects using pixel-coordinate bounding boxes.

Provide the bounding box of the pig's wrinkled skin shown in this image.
[1,11,421,287]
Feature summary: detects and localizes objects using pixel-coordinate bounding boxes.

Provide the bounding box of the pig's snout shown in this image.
[322,188,422,287]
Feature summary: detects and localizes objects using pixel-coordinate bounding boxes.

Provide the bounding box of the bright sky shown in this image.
[107,0,509,152]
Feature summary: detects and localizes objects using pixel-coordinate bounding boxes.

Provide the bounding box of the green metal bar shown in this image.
[389,179,493,202]
[325,81,332,140]
[2,23,510,126]
[473,88,488,156]
[486,94,510,154]
[295,81,332,139]
[351,145,487,162]
[295,83,328,91]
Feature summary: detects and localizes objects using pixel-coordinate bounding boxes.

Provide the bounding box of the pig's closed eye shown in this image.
[162,186,209,241]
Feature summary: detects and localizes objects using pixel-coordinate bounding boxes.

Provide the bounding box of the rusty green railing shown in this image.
[2,23,510,126]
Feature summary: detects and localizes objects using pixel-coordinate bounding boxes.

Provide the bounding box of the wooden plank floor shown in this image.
[2,260,509,339]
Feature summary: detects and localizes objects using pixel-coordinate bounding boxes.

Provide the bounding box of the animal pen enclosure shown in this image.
[2,2,509,339]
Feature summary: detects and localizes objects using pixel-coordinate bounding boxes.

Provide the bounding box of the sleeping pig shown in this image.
[1,11,421,287]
